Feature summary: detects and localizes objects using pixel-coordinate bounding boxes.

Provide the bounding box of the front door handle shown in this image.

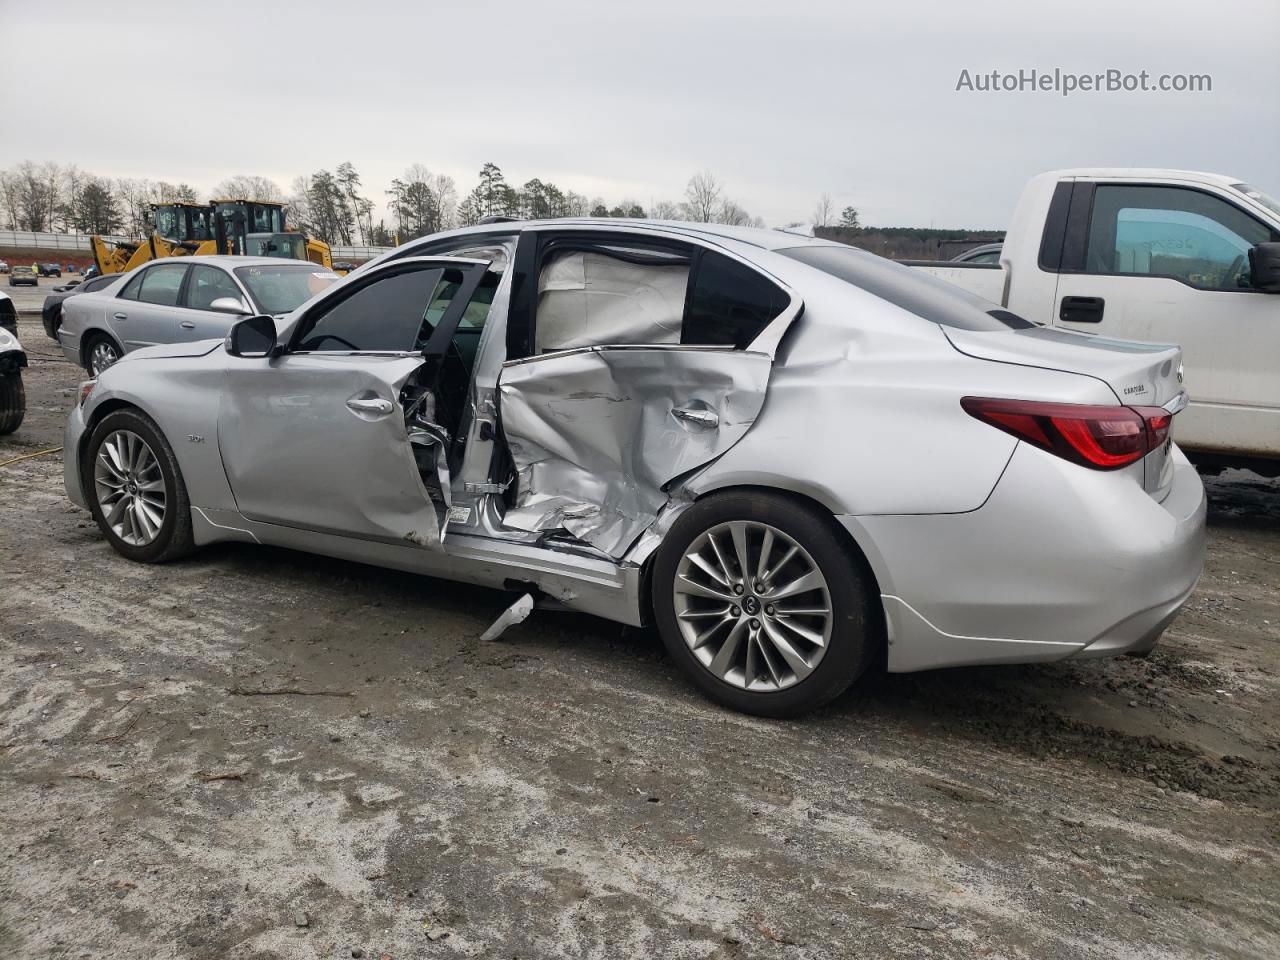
[113,312,127,321]
[346,397,393,416]
[1060,295,1105,324]
[671,405,719,429]
[180,321,196,329]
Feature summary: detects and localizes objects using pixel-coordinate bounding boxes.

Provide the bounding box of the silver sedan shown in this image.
[58,255,341,375]
[63,220,1206,716]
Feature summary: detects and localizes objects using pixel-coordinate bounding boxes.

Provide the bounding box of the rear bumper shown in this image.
[841,443,1207,672]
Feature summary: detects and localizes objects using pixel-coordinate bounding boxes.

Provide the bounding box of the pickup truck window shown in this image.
[1231,183,1280,218]
[1086,185,1275,291]
[779,244,1032,331]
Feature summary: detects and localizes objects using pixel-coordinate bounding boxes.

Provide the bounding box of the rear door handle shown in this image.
[346,397,393,416]
[180,321,195,329]
[671,405,719,428]
[1060,296,1105,323]
[113,312,127,321]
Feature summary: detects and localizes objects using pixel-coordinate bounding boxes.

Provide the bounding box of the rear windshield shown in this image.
[233,264,341,315]
[779,244,1032,332]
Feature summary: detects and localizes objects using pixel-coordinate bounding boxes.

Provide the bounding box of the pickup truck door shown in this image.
[1051,181,1280,459]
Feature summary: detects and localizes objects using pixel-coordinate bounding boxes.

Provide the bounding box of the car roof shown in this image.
[136,255,318,269]
[399,218,835,254]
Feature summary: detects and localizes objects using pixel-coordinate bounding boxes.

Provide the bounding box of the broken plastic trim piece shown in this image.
[479,593,535,641]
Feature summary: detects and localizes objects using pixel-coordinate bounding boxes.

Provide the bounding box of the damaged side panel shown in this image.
[497,346,773,557]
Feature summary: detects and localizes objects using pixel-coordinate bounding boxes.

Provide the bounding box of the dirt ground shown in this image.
[2,316,1278,959]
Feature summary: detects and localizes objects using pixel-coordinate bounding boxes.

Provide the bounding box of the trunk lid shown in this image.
[945,326,1185,499]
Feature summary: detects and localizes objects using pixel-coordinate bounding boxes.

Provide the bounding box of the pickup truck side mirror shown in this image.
[1248,242,1280,293]
[225,314,277,358]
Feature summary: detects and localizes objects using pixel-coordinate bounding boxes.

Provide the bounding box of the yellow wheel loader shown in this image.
[91,200,334,276]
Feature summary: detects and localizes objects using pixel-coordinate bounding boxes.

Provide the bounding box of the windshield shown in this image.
[234,264,340,314]
[1231,183,1280,219]
[778,244,1032,331]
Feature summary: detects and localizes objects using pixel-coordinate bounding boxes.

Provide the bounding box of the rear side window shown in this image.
[779,244,1031,331]
[84,275,118,292]
[133,264,188,307]
[531,239,788,353]
[684,252,788,348]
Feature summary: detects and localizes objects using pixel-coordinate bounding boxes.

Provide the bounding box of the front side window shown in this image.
[1086,185,1275,290]
[135,264,188,306]
[294,266,471,352]
[186,265,243,310]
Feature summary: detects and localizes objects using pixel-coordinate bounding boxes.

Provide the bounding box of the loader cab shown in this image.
[213,200,306,260]
[151,203,216,246]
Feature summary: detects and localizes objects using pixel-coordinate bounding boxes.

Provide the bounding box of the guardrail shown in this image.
[329,245,393,260]
[1,230,396,263]
[0,230,94,251]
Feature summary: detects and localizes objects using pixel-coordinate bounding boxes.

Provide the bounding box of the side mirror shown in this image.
[209,296,250,315]
[1248,242,1280,293]
[225,314,277,358]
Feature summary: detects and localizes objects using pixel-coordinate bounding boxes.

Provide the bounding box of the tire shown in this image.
[0,373,24,435]
[83,333,121,376]
[652,490,879,718]
[83,408,195,563]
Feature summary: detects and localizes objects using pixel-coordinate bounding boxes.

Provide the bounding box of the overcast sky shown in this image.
[2,0,1276,229]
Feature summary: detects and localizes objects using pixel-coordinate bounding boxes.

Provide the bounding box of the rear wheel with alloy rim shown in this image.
[84,408,194,562]
[86,336,120,376]
[653,490,878,717]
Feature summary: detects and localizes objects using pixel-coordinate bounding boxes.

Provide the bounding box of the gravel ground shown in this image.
[2,317,1278,959]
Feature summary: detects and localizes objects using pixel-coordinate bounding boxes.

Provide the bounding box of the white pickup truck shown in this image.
[910,169,1280,475]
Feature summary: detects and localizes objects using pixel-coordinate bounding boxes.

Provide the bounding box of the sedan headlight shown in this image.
[78,379,97,406]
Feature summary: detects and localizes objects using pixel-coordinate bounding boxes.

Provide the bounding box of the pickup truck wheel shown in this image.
[84,408,194,563]
[0,372,25,435]
[652,491,878,718]
[85,335,120,376]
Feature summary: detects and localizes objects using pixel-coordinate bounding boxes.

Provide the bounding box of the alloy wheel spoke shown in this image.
[675,575,737,604]
[771,614,827,649]
[708,618,748,678]
[755,529,774,585]
[689,551,730,588]
[761,620,817,681]
[768,570,825,601]
[729,522,752,584]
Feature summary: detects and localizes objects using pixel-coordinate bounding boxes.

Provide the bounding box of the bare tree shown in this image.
[717,199,753,226]
[682,170,723,223]
[213,175,285,202]
[649,199,683,221]
[812,193,835,228]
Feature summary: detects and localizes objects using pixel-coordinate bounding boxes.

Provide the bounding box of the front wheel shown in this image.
[0,372,24,434]
[84,408,195,563]
[651,491,879,718]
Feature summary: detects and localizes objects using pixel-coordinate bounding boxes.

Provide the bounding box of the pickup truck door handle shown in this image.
[671,405,719,428]
[1060,296,1105,324]
[179,320,196,329]
[112,312,128,321]
[346,397,394,416]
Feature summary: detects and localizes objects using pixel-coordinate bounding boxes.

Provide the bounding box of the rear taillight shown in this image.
[961,397,1171,470]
